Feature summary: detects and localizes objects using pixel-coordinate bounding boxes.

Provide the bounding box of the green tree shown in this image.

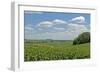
[73,32,90,45]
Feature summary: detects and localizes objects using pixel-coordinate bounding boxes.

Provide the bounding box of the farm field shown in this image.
[24,40,90,61]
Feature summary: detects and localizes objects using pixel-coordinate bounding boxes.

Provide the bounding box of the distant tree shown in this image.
[73,32,90,45]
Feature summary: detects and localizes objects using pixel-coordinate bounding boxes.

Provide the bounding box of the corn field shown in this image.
[24,40,90,61]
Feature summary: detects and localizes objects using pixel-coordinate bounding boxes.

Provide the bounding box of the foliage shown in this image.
[73,32,90,45]
[24,40,90,61]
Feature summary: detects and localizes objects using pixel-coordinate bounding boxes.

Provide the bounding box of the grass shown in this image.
[24,40,90,61]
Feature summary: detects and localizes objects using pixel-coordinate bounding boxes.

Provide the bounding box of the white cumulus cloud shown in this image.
[71,16,85,23]
[53,19,67,24]
[37,21,53,28]
[37,19,67,28]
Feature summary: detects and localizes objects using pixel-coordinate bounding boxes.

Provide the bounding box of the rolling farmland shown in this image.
[24,40,90,61]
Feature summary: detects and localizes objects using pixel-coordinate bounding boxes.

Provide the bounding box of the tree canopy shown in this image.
[73,32,90,45]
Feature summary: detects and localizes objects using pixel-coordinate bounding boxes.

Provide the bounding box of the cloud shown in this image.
[53,27,65,30]
[68,23,88,32]
[67,23,89,36]
[25,24,34,31]
[42,23,89,40]
[37,21,53,28]
[53,19,67,24]
[25,16,90,40]
[71,16,85,23]
[37,19,67,28]
[24,24,36,39]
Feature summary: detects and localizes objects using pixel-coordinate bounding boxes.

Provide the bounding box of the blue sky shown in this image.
[24,11,90,40]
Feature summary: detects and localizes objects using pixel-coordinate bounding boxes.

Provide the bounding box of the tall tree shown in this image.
[73,32,90,45]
